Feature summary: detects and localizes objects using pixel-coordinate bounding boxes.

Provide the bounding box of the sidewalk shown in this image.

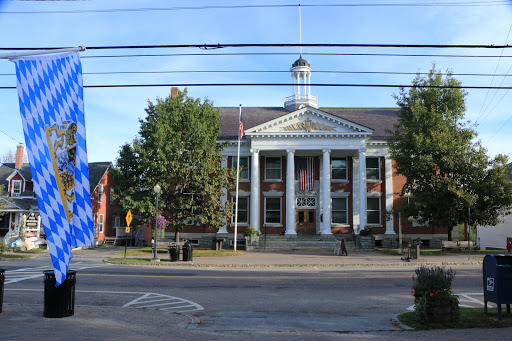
[79,245,483,268]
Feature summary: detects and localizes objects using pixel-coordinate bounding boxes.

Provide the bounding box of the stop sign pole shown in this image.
[124,210,133,259]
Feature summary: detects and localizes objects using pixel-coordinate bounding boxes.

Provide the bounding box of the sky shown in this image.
[1,0,512,163]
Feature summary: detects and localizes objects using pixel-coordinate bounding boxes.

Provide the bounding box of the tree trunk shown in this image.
[447,225,453,241]
[175,230,180,243]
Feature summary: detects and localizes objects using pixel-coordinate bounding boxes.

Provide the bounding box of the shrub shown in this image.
[243,226,259,237]
[360,226,373,236]
[411,266,460,322]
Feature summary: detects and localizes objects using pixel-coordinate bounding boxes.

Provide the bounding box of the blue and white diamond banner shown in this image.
[13,52,94,286]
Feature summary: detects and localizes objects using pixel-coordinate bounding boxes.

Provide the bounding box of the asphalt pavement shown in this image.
[1,246,510,340]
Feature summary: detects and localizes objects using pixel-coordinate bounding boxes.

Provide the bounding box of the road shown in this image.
[1,253,499,340]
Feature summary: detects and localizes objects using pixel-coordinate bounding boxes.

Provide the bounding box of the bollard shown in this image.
[43,270,76,318]
[0,269,4,313]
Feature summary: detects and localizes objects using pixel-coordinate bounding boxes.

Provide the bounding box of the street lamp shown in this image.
[152,184,161,262]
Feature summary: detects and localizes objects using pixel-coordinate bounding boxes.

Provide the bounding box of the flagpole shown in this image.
[234,105,242,251]
[0,46,86,60]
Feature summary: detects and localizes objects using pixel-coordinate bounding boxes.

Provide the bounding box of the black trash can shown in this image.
[182,242,193,261]
[168,245,180,262]
[0,269,5,313]
[483,254,512,320]
[43,270,77,318]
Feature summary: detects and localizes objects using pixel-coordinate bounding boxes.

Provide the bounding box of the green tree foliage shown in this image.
[388,66,512,234]
[111,89,237,232]
[0,184,10,213]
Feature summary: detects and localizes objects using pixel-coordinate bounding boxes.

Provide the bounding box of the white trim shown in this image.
[98,214,104,233]
[366,156,381,180]
[6,170,26,182]
[331,157,348,180]
[367,197,381,225]
[264,197,282,225]
[264,156,282,180]
[11,180,22,197]
[262,189,284,197]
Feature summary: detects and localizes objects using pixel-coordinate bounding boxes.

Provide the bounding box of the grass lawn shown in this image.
[115,247,245,258]
[398,308,512,329]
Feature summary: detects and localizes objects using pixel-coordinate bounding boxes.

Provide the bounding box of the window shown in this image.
[331,158,347,180]
[232,157,249,180]
[98,184,103,203]
[265,157,282,180]
[110,188,115,205]
[367,198,381,224]
[366,157,380,180]
[265,197,281,224]
[11,180,22,197]
[232,197,249,224]
[112,215,120,228]
[98,214,104,233]
[332,198,348,224]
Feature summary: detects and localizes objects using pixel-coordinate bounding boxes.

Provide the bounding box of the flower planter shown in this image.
[358,235,375,251]
[245,235,260,251]
[430,301,452,323]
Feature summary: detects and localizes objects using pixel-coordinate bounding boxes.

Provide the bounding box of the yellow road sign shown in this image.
[125,227,130,234]
[126,210,132,227]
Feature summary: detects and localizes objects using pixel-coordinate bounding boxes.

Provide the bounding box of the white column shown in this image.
[385,156,395,235]
[286,149,296,235]
[321,149,332,234]
[358,149,367,233]
[218,156,229,234]
[308,73,311,97]
[250,149,260,232]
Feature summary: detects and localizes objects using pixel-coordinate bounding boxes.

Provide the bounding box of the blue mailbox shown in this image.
[483,254,512,320]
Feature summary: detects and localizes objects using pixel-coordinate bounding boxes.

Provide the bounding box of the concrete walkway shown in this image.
[86,245,484,268]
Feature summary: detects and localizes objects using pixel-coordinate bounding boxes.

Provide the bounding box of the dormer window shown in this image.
[12,180,22,197]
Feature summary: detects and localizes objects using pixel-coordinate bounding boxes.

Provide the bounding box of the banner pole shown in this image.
[0,46,85,60]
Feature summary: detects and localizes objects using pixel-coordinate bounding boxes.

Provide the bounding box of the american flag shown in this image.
[298,157,314,191]
[238,109,244,139]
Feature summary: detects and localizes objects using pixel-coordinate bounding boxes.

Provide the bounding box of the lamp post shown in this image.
[152,184,161,262]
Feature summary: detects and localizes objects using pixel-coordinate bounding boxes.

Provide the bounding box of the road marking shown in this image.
[407,292,495,311]
[123,292,204,313]
[4,288,204,314]
[3,263,112,284]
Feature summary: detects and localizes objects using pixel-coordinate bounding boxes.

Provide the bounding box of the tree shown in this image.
[111,89,237,239]
[388,66,512,238]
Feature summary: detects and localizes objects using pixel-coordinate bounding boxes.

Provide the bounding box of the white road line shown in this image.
[3,264,112,284]
[123,292,203,313]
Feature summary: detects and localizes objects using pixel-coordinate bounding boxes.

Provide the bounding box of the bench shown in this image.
[441,240,476,252]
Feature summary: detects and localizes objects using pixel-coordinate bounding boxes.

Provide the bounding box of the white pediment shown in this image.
[245,107,373,136]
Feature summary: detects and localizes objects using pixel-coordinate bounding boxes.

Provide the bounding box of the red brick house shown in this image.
[0,146,120,244]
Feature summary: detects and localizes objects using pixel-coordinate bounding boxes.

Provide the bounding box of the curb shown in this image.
[391,314,414,330]
[104,259,482,268]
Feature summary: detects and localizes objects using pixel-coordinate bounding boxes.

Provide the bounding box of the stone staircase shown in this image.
[254,234,358,253]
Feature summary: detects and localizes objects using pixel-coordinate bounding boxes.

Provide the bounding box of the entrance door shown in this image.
[296,209,316,234]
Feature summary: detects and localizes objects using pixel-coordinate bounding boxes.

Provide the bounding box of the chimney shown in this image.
[15,144,24,169]
[171,87,179,98]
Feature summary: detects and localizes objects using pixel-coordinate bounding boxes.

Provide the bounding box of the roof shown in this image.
[88,162,112,193]
[292,57,310,68]
[1,161,112,195]
[218,107,399,140]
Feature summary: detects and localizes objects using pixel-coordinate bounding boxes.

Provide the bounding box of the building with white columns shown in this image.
[179,57,450,249]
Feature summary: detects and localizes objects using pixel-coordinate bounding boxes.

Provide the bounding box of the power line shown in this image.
[3,70,512,77]
[71,52,512,59]
[476,24,512,123]
[3,83,512,89]
[0,129,23,144]
[3,43,512,50]
[0,1,508,14]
